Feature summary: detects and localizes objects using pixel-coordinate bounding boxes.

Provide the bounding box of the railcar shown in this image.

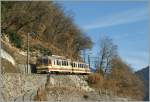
[36,55,91,74]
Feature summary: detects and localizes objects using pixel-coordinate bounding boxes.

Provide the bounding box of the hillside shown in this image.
[1,1,92,60]
[135,66,149,101]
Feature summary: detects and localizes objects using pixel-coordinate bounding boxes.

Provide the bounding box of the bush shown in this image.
[87,73,104,88]
[83,94,89,100]
[8,32,22,48]
[3,30,22,48]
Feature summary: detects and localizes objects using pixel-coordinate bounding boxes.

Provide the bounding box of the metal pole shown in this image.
[88,54,90,68]
[83,49,85,62]
[27,32,29,73]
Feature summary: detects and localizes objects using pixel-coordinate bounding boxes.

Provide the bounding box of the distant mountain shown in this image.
[135,66,149,101]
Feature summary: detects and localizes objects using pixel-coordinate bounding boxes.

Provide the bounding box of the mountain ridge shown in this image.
[135,66,149,101]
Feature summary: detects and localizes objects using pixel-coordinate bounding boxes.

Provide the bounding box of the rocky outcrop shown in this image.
[1,73,47,101]
[1,49,15,65]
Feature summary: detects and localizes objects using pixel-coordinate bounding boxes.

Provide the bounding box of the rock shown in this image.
[1,73,47,101]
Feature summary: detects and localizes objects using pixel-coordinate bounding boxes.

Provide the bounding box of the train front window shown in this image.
[66,61,68,66]
[43,58,48,65]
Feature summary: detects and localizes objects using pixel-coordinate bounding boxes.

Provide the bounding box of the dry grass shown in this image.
[87,70,144,101]
[87,73,104,88]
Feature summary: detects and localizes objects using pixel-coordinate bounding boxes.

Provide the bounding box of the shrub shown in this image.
[8,32,22,48]
[87,73,104,88]
[83,94,89,100]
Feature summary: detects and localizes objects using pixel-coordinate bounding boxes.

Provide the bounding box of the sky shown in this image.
[58,1,149,71]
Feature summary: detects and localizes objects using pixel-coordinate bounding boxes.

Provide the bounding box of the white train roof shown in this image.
[38,55,89,65]
[39,55,70,60]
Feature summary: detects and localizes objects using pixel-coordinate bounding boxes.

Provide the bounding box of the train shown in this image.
[36,55,91,74]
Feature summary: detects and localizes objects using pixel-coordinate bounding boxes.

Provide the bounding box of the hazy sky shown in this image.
[58,1,149,71]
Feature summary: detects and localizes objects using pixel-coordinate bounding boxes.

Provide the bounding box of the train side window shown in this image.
[64,61,66,66]
[54,60,55,65]
[62,61,63,66]
[58,60,61,65]
[66,61,67,66]
[61,61,64,66]
[59,60,61,66]
[64,61,65,66]
[65,61,67,66]
[57,60,59,65]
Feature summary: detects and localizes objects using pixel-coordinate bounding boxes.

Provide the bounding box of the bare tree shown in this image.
[97,36,117,73]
